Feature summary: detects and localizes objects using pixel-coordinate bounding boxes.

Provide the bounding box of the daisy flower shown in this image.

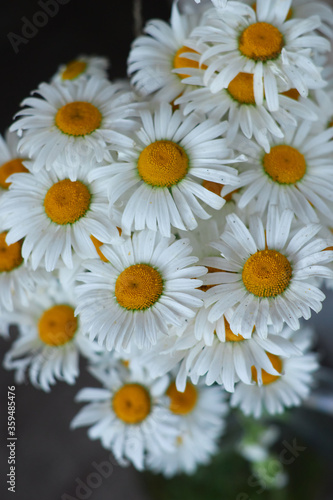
[52,55,109,83]
[145,313,301,392]
[0,219,47,312]
[203,206,333,338]
[177,71,318,152]
[0,157,122,272]
[230,326,319,417]
[71,362,180,471]
[192,0,330,110]
[243,0,333,39]
[0,130,28,203]
[10,77,138,171]
[147,378,228,476]
[75,229,206,351]
[128,1,207,104]
[224,121,333,223]
[89,103,241,237]
[3,281,101,391]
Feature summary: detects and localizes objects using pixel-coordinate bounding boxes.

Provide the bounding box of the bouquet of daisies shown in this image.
[1,0,333,481]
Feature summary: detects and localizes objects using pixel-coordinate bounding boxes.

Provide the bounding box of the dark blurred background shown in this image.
[0,0,171,133]
[1,1,333,499]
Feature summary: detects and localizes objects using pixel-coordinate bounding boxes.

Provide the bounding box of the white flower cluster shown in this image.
[1,0,333,477]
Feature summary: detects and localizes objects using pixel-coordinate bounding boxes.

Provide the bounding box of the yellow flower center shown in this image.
[227,72,255,105]
[251,352,283,385]
[137,140,189,188]
[173,46,206,79]
[0,232,23,272]
[167,381,198,415]
[242,249,292,297]
[0,159,29,190]
[239,22,284,61]
[281,88,300,101]
[112,383,151,424]
[61,60,87,80]
[90,235,108,262]
[263,145,306,184]
[55,101,102,136]
[224,317,245,342]
[38,304,78,346]
[115,264,163,310]
[44,179,91,225]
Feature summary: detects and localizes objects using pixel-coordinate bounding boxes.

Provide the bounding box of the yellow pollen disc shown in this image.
[44,179,91,225]
[323,246,333,252]
[239,22,284,61]
[0,159,29,190]
[38,305,78,346]
[173,46,206,79]
[90,235,108,262]
[263,145,306,184]
[251,352,283,385]
[281,88,300,101]
[329,120,333,128]
[112,383,151,424]
[62,60,87,80]
[242,249,292,297]
[252,3,292,20]
[227,72,255,105]
[167,381,198,415]
[224,318,244,342]
[137,140,189,188]
[115,264,163,310]
[55,101,102,136]
[0,232,23,272]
